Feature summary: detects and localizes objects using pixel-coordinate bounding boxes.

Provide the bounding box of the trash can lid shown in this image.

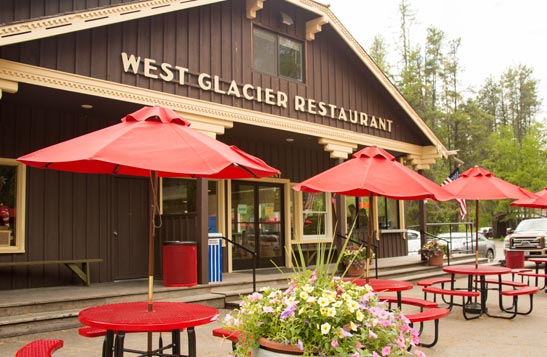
[163,241,197,245]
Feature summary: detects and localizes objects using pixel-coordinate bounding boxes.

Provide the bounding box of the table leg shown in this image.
[187,328,196,357]
[463,275,482,315]
[480,275,488,314]
[114,331,126,357]
[172,329,180,355]
[396,291,402,309]
[104,330,114,357]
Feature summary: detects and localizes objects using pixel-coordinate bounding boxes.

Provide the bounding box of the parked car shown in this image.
[504,218,547,258]
[406,229,421,255]
[480,226,494,238]
[436,232,496,262]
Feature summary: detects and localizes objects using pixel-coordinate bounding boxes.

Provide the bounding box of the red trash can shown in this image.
[163,241,197,287]
[505,250,525,269]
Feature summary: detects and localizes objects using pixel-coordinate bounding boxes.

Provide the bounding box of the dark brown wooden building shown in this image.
[0,0,449,290]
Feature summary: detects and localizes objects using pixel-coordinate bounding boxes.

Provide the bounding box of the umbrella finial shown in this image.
[123,106,191,126]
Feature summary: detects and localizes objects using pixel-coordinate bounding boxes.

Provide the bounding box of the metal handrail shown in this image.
[336,233,379,279]
[212,235,257,292]
[422,231,451,266]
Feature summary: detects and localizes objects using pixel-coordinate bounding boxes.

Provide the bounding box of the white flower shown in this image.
[321,322,331,334]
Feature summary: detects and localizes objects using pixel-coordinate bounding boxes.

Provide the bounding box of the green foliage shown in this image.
[223,267,419,356]
[373,0,547,228]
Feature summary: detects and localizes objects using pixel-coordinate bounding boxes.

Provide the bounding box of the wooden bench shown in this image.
[0,259,102,286]
[406,307,450,348]
[494,286,540,319]
[422,287,481,320]
[212,327,240,350]
[16,339,64,357]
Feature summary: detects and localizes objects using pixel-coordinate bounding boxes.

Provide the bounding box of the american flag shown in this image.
[442,167,467,220]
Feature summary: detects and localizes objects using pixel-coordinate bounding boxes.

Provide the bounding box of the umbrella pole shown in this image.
[475,200,479,268]
[365,193,374,283]
[147,171,158,352]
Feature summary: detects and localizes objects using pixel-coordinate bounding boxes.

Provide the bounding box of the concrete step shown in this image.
[0,254,496,338]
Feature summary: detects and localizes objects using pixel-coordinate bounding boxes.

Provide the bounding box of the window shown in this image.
[302,191,329,240]
[378,197,400,229]
[161,178,197,214]
[0,159,26,254]
[253,27,303,81]
[161,179,222,232]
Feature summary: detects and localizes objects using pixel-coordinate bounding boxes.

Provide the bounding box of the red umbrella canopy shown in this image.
[511,187,547,208]
[293,146,452,201]
[17,106,280,179]
[441,166,534,200]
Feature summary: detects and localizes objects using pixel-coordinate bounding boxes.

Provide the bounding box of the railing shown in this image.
[422,231,451,266]
[336,233,379,279]
[211,234,258,292]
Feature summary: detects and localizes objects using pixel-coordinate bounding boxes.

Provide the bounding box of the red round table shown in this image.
[443,265,511,316]
[344,278,413,308]
[79,301,219,357]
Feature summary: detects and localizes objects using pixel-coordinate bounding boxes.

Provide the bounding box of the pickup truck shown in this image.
[504,218,547,258]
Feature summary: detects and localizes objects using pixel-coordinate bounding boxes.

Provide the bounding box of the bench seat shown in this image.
[405,307,450,348]
[378,295,438,309]
[212,328,240,350]
[422,287,480,320]
[423,286,479,297]
[0,259,102,286]
[16,339,64,357]
[492,286,540,319]
[416,277,453,287]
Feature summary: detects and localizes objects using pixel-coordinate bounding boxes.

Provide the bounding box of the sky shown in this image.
[325,0,547,114]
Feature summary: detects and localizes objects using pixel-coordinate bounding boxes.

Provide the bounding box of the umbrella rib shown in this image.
[233,163,257,178]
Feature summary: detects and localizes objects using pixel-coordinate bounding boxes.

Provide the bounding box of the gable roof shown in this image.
[0,0,448,161]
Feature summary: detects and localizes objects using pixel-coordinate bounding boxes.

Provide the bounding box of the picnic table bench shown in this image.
[0,259,102,286]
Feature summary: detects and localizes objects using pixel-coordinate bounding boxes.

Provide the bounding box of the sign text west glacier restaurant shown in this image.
[121,52,394,132]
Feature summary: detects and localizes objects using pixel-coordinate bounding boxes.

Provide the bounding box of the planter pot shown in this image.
[428,255,444,266]
[345,262,366,277]
[253,338,335,356]
[253,338,304,356]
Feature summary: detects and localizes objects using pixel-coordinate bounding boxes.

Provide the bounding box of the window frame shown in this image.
[0,158,27,254]
[295,190,332,242]
[252,26,304,82]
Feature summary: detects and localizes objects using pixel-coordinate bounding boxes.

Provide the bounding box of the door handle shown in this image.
[113,231,118,238]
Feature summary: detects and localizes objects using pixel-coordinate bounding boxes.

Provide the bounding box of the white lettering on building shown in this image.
[120,52,393,133]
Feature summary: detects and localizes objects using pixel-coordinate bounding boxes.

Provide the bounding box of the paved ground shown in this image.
[2,241,546,356]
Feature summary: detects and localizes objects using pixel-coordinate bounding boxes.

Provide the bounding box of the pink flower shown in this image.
[331,339,339,348]
[414,350,426,357]
[381,346,391,356]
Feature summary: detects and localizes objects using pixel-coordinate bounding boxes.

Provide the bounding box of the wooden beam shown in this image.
[306,17,328,41]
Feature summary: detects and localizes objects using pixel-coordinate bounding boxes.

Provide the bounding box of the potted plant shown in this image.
[340,245,373,277]
[421,240,448,266]
[223,245,422,356]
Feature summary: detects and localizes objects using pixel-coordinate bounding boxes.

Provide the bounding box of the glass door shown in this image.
[231,181,284,270]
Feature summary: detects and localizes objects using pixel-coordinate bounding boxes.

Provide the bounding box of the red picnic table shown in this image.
[344,278,413,308]
[78,301,219,357]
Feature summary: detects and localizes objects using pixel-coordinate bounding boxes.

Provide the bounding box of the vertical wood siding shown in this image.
[0,0,429,145]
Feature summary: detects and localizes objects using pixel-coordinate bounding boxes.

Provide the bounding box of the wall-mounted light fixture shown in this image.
[280,12,294,26]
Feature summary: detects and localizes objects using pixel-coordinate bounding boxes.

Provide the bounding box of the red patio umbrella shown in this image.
[293,146,453,281]
[18,106,280,309]
[442,166,535,267]
[511,187,547,209]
